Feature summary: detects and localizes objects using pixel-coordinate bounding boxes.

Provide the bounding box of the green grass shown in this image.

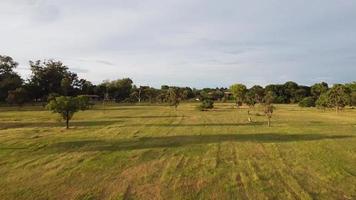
[0,103,355,200]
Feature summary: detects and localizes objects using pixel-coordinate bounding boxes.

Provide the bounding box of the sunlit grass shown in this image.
[0,103,355,199]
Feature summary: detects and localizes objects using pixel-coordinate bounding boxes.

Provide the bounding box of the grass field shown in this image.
[0,103,355,200]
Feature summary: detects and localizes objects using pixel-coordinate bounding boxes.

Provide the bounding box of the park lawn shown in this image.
[0,103,355,200]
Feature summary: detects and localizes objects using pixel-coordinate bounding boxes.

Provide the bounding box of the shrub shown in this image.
[197,99,214,111]
[298,97,315,107]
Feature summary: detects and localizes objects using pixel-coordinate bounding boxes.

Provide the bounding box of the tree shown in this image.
[316,93,329,109]
[28,60,79,100]
[198,99,214,111]
[311,82,328,99]
[283,81,299,103]
[230,84,247,108]
[345,82,356,106]
[100,78,133,102]
[47,96,91,129]
[245,85,265,107]
[0,55,23,101]
[298,97,315,107]
[264,104,275,127]
[351,92,356,107]
[263,91,276,127]
[6,88,30,106]
[168,87,181,109]
[0,55,18,74]
[326,84,351,112]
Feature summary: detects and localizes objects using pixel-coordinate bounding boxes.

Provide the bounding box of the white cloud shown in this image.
[0,0,355,87]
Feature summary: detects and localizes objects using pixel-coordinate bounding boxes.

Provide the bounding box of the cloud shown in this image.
[0,0,355,88]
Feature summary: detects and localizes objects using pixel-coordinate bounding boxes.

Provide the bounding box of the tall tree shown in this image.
[0,55,23,101]
[28,60,78,100]
[101,78,133,102]
[311,82,329,99]
[326,84,351,112]
[245,85,265,107]
[263,91,276,127]
[168,87,181,109]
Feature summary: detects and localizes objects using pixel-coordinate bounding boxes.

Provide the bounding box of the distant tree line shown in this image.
[1,55,355,111]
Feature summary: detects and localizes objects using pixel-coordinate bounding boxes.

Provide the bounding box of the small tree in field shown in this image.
[47,96,91,129]
[263,91,276,127]
[229,84,247,108]
[168,87,181,110]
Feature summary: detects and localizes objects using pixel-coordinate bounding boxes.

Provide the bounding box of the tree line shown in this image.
[1,55,355,110]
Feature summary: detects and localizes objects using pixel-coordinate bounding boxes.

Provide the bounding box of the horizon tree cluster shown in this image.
[0,55,355,112]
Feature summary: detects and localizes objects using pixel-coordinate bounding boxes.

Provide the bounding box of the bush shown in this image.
[298,97,315,107]
[197,99,214,111]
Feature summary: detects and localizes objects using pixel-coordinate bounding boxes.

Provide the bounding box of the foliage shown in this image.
[6,88,30,106]
[100,78,133,102]
[263,104,275,127]
[168,87,181,109]
[47,96,91,128]
[316,84,351,111]
[245,85,265,107]
[298,97,316,107]
[351,92,356,107]
[316,93,330,109]
[28,60,79,100]
[311,82,329,99]
[326,84,351,111]
[0,55,23,101]
[197,99,214,111]
[229,83,247,107]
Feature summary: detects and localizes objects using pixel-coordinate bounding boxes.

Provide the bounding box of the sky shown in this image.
[0,0,355,88]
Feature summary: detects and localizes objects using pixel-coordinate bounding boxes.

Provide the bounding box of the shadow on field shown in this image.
[0,120,124,129]
[47,134,353,152]
[120,122,264,127]
[111,115,183,119]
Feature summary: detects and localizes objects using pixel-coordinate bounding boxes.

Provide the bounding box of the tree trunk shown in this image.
[267,117,271,127]
[66,112,69,129]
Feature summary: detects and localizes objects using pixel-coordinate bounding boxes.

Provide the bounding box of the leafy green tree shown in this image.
[262,91,276,127]
[0,55,23,101]
[47,96,91,129]
[100,78,133,102]
[316,93,330,109]
[198,99,214,111]
[345,82,356,106]
[6,88,30,106]
[28,60,79,100]
[298,97,315,107]
[283,81,299,103]
[168,87,181,109]
[230,84,247,107]
[311,82,329,99]
[351,92,356,107]
[326,84,351,112]
[245,85,265,107]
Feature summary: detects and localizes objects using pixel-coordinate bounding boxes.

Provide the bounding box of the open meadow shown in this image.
[0,103,355,200]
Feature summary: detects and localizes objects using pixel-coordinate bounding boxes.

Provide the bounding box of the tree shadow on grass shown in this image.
[0,120,124,129]
[120,122,264,127]
[111,115,183,119]
[47,133,353,153]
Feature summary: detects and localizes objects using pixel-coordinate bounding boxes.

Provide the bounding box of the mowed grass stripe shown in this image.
[0,103,355,199]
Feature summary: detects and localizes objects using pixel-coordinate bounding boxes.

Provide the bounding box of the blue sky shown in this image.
[0,0,355,88]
